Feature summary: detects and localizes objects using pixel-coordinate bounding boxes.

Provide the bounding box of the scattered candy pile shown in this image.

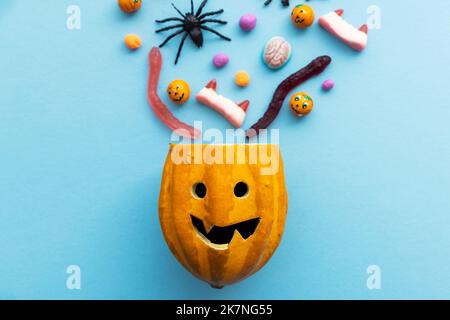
[118,1,369,139]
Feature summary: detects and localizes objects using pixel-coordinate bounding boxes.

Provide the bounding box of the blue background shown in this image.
[0,0,449,299]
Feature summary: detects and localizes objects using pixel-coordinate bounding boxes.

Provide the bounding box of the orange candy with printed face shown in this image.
[291,4,315,29]
[290,92,314,117]
[118,0,142,14]
[167,80,191,105]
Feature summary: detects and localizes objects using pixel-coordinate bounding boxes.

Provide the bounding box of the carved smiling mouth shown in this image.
[191,215,260,249]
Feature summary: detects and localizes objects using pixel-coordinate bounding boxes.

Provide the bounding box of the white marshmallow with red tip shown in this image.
[196,80,249,128]
[319,9,368,51]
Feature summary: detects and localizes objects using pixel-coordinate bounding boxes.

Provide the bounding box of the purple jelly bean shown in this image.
[322,79,334,91]
[239,14,257,32]
[213,53,229,68]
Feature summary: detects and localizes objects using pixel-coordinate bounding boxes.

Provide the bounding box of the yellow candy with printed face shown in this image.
[289,92,314,117]
[167,80,190,105]
[291,4,315,29]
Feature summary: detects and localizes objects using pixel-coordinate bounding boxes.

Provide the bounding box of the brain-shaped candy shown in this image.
[262,36,292,69]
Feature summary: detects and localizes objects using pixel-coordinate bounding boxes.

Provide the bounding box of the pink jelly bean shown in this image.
[322,79,334,91]
[213,53,229,68]
[239,14,257,32]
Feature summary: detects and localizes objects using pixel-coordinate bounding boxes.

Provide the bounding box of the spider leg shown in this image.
[158,29,185,48]
[198,9,224,20]
[200,19,227,25]
[174,33,189,65]
[195,0,209,16]
[190,0,194,15]
[200,26,231,41]
[171,3,186,18]
[155,24,184,33]
[264,0,273,5]
[155,17,184,23]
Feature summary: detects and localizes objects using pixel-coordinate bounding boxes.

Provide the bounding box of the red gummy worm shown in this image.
[246,55,332,138]
[147,47,201,139]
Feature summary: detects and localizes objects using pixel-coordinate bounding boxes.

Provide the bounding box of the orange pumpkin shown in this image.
[158,144,288,288]
[118,0,142,14]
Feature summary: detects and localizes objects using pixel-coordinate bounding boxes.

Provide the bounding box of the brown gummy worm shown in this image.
[246,55,332,138]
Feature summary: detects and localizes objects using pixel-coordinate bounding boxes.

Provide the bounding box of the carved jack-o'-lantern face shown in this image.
[158,144,288,288]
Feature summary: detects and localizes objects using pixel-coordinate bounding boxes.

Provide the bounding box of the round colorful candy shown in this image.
[239,13,257,32]
[291,4,315,29]
[289,92,314,117]
[124,34,142,50]
[118,0,142,14]
[235,71,250,87]
[167,80,190,105]
[213,53,229,68]
[322,79,334,91]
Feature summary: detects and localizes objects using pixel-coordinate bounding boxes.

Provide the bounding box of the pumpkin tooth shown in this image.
[206,225,235,245]
[232,229,246,242]
[202,219,215,234]
[236,218,260,240]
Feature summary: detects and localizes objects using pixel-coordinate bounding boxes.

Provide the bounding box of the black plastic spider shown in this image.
[264,0,311,7]
[264,0,290,6]
[156,0,231,65]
